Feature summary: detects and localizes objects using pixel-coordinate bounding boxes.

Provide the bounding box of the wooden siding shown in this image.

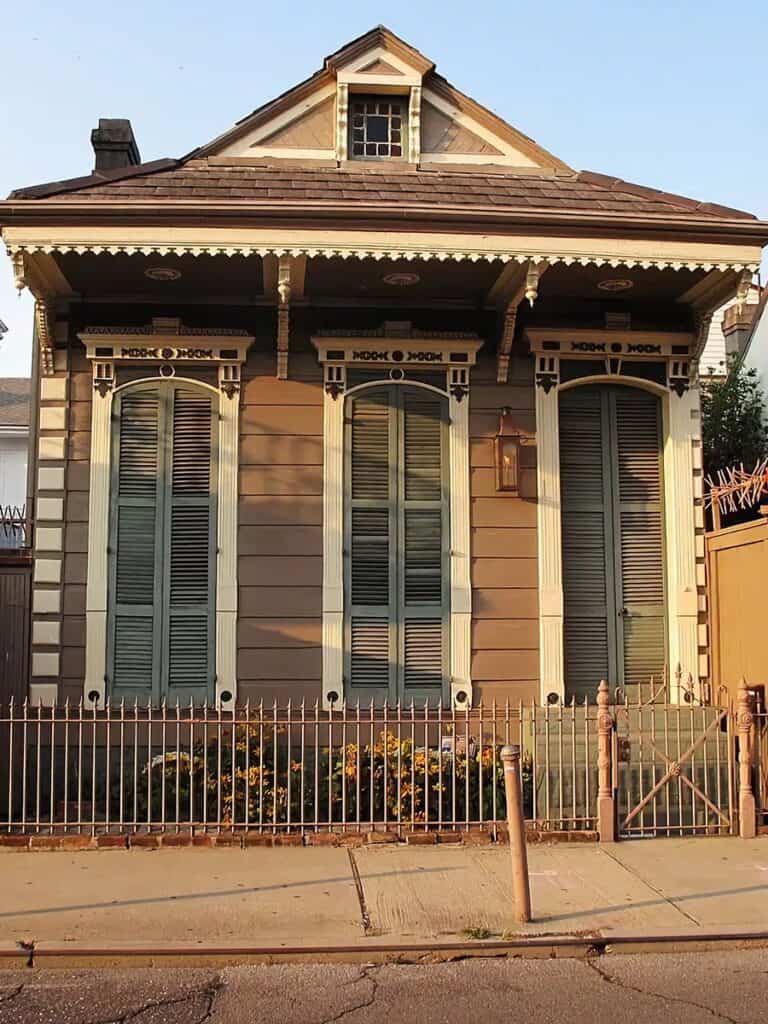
[469,352,539,705]
[237,336,324,703]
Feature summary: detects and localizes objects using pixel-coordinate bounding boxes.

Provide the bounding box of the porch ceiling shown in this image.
[35,248,718,311]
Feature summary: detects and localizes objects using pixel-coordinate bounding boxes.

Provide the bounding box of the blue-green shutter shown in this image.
[108,383,217,702]
[345,385,449,702]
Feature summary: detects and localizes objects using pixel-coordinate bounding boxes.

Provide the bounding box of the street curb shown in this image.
[2,931,768,969]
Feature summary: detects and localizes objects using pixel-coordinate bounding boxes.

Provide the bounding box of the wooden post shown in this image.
[500,744,532,923]
[597,679,616,842]
[737,678,756,839]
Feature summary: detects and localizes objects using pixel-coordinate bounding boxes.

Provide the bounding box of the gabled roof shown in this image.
[2,25,765,242]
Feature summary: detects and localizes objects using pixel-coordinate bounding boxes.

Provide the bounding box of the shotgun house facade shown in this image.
[1,27,766,714]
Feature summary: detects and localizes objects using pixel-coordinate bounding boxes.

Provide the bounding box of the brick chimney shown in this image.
[722,303,759,359]
[90,119,141,172]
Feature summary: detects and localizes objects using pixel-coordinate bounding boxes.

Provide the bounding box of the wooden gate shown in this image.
[615,698,735,838]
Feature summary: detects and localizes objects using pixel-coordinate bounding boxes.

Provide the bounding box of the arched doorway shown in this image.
[559,384,666,700]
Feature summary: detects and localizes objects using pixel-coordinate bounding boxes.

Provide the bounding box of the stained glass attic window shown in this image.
[350,96,406,159]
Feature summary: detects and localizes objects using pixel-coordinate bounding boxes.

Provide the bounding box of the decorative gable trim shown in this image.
[357,58,404,75]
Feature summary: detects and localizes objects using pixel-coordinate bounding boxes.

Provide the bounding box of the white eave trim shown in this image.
[4,228,761,274]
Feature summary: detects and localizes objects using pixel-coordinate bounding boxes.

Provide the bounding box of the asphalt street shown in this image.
[0,949,766,1023]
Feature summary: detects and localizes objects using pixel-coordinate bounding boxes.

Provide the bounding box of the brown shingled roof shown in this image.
[0,379,31,428]
[9,159,756,220]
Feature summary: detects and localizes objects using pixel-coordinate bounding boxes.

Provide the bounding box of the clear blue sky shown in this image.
[1,0,766,375]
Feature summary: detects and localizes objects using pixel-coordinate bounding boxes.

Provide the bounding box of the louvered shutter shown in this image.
[345,386,449,700]
[614,389,666,686]
[400,390,448,693]
[109,383,217,702]
[110,389,162,693]
[163,388,217,700]
[560,387,614,699]
[347,389,394,692]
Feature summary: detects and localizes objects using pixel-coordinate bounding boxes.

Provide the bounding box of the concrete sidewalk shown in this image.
[0,837,766,956]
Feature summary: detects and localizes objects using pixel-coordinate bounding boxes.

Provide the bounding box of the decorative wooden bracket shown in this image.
[34,298,56,376]
[494,260,548,383]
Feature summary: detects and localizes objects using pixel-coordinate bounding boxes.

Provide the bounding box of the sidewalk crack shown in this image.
[347,848,372,935]
[321,965,380,1024]
[0,984,25,1005]
[597,846,700,925]
[586,954,741,1023]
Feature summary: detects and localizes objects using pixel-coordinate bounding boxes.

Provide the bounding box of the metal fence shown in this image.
[0,699,598,836]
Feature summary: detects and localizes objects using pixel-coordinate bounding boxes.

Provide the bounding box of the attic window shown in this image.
[350,96,406,159]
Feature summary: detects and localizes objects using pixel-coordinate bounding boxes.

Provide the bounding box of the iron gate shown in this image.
[615,697,735,838]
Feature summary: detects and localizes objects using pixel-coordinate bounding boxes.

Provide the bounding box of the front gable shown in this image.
[202,26,569,171]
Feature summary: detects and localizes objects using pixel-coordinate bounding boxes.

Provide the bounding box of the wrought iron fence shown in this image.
[0,699,598,836]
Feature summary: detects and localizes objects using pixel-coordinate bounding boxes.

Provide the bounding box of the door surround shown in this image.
[528,329,699,704]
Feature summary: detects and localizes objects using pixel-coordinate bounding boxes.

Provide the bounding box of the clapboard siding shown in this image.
[236,342,324,701]
[469,353,539,703]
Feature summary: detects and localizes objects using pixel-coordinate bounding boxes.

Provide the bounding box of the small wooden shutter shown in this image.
[164,389,216,699]
[110,389,161,692]
[346,386,449,700]
[560,387,612,699]
[614,389,666,686]
[108,383,217,701]
[400,390,447,693]
[348,390,393,691]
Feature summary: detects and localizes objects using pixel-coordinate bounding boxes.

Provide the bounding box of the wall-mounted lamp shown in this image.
[494,407,522,493]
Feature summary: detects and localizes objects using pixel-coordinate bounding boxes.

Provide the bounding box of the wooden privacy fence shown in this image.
[0,681,760,840]
[706,511,768,706]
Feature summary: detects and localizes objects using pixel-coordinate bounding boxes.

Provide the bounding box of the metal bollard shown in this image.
[500,744,532,923]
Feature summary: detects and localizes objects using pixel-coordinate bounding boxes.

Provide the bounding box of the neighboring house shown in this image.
[0,377,30,545]
[699,282,761,377]
[1,26,766,711]
[742,287,768,390]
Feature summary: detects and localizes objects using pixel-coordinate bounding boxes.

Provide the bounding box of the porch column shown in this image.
[449,375,472,707]
[84,360,114,705]
[535,378,565,702]
[215,365,241,709]
[321,366,345,710]
[663,387,700,700]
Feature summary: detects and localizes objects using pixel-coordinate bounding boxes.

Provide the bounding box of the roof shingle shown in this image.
[8,159,756,220]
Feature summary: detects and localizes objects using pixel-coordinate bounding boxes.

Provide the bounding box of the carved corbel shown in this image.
[34,298,56,376]
[494,260,548,383]
[496,303,518,384]
[219,363,241,399]
[92,360,115,397]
